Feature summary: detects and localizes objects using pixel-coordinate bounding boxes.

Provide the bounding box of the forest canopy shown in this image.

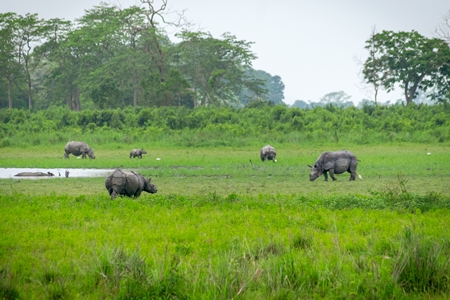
[1,2,450,110]
[0,2,285,110]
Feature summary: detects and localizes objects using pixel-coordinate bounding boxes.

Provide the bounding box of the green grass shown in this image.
[1,143,450,299]
[1,143,449,197]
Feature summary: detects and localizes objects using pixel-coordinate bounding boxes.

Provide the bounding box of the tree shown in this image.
[14,13,48,109]
[435,10,450,46]
[319,91,353,107]
[175,31,265,106]
[363,30,450,105]
[0,13,47,109]
[240,69,283,106]
[33,17,73,109]
[0,13,23,108]
[43,4,147,110]
[291,100,310,109]
[362,27,387,104]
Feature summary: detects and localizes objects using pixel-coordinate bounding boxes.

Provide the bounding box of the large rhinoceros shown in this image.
[309,150,359,181]
[130,148,147,159]
[64,141,95,159]
[260,145,277,162]
[105,169,157,200]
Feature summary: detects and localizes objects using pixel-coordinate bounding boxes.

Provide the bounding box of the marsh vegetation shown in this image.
[1,142,450,299]
[1,105,450,299]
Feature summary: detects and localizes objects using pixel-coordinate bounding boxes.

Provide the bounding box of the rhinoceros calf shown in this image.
[64,141,95,159]
[130,148,147,158]
[260,145,277,162]
[309,150,359,181]
[105,169,157,200]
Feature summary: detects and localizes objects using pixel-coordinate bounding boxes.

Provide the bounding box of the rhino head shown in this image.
[88,148,95,159]
[308,164,322,181]
[144,177,157,194]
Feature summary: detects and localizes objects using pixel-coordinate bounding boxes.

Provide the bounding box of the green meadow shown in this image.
[1,143,450,299]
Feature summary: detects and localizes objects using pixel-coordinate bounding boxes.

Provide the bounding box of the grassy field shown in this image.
[1,143,450,299]
[1,143,449,197]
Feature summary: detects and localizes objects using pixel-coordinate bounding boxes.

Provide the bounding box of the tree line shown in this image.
[1,2,450,110]
[0,1,285,110]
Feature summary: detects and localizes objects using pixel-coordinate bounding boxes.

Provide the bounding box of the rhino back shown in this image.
[261,145,275,153]
[315,150,357,174]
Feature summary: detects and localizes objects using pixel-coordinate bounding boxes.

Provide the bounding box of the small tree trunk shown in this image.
[27,88,32,110]
[7,79,12,109]
[67,94,73,110]
[26,74,33,109]
[74,87,81,111]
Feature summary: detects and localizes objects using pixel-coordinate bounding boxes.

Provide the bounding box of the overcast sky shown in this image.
[2,0,449,105]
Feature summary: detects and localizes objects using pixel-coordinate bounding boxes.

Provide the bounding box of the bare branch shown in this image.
[435,10,450,46]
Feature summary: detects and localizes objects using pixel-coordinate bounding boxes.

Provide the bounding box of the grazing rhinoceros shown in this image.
[309,150,359,181]
[105,169,157,200]
[260,144,277,162]
[130,148,147,159]
[64,141,95,159]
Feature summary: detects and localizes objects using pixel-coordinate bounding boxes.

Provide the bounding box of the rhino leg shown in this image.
[329,169,337,181]
[64,152,69,158]
[348,162,357,181]
[323,171,329,181]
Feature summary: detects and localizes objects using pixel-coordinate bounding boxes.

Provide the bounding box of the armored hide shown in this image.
[107,169,142,198]
[105,168,158,200]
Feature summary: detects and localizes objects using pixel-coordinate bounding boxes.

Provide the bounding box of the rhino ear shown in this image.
[147,177,152,182]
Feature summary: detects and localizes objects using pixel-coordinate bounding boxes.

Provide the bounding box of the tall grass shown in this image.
[392,225,450,294]
[1,191,450,299]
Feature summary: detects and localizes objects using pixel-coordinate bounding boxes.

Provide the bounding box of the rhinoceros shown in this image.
[64,141,95,159]
[309,150,359,181]
[130,148,147,159]
[15,172,55,177]
[260,145,277,162]
[105,169,157,200]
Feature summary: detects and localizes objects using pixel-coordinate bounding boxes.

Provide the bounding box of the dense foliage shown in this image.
[2,3,450,111]
[1,103,449,148]
[0,3,284,110]
[363,30,450,105]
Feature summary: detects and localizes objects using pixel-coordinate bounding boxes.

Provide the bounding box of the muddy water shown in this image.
[0,168,114,179]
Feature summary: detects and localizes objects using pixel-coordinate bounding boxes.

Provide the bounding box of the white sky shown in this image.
[2,0,449,105]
